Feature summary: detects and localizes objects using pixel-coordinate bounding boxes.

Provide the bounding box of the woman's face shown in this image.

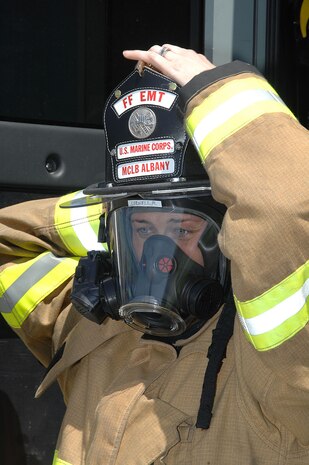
[131,211,207,266]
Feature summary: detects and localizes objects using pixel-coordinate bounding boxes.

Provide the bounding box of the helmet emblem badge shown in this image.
[128,107,157,139]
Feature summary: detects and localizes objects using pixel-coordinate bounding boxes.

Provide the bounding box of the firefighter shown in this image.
[0,45,308,465]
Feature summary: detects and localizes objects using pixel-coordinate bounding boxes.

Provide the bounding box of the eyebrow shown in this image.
[133,219,181,223]
[131,218,203,225]
[131,219,152,225]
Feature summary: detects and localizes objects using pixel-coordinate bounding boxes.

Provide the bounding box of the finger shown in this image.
[123,44,162,59]
[148,44,162,54]
[123,49,170,70]
[123,45,169,62]
[122,47,200,86]
[160,44,186,55]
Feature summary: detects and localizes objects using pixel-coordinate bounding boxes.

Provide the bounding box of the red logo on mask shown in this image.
[157,256,175,273]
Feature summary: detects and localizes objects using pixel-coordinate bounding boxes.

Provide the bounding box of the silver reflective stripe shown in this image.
[193,89,280,147]
[0,253,64,313]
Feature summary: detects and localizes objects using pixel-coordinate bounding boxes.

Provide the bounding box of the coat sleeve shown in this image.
[181,61,309,444]
[180,60,309,352]
[0,192,104,366]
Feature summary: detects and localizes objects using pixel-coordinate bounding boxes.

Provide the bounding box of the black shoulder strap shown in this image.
[196,291,236,429]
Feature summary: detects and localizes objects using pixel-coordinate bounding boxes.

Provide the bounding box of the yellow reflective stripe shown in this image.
[0,252,79,329]
[235,261,309,351]
[300,0,309,38]
[186,77,295,163]
[0,253,63,313]
[53,450,72,465]
[55,191,105,256]
[197,99,293,162]
[0,253,45,290]
[189,77,279,123]
[69,191,105,253]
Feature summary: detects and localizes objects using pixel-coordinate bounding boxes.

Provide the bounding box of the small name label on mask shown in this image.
[128,199,162,208]
[117,158,175,179]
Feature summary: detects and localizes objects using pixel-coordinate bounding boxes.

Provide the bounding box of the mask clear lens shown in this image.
[107,201,226,336]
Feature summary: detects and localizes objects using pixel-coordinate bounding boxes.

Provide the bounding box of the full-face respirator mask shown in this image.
[71,195,229,337]
[66,65,230,338]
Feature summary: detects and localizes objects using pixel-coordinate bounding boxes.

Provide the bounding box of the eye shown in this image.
[173,227,191,239]
[136,225,154,237]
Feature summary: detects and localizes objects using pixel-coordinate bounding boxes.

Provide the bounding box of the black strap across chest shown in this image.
[196,291,236,429]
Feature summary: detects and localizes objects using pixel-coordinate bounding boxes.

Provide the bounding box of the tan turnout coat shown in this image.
[0,61,308,464]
